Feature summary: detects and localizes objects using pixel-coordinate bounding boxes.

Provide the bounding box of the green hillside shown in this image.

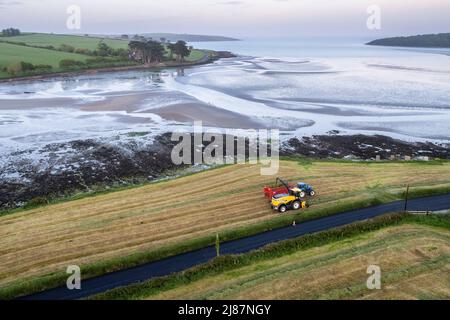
[0,42,88,78]
[2,33,129,50]
[367,33,450,48]
[0,33,210,79]
[140,33,239,42]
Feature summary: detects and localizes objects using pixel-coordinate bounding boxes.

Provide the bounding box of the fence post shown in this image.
[215,233,220,257]
[404,185,410,212]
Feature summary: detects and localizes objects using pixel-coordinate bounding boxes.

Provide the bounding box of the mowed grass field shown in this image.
[0,34,130,78]
[1,160,450,292]
[144,224,450,300]
[0,33,208,76]
[2,33,129,50]
[0,42,88,78]
[185,49,207,62]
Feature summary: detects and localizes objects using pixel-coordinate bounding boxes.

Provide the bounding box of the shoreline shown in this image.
[0,50,235,84]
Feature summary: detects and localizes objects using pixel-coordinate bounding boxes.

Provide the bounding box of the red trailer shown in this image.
[263,178,295,200]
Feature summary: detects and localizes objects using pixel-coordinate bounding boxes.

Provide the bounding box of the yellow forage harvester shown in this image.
[263,178,315,213]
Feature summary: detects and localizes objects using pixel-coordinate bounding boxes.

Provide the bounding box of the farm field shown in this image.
[0,33,208,79]
[1,33,129,50]
[144,224,450,300]
[1,160,450,295]
[185,49,207,62]
[0,42,88,78]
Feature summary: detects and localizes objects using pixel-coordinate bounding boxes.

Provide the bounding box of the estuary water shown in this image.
[1,37,450,158]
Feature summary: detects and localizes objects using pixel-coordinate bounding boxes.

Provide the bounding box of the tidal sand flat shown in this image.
[0,98,78,110]
[80,92,156,112]
[148,102,267,129]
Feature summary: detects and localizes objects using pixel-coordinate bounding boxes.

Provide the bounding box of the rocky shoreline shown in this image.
[285,134,450,160]
[0,134,179,210]
[1,132,448,210]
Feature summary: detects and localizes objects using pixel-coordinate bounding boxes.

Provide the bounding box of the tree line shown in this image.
[128,40,191,64]
[1,28,21,37]
[58,41,129,59]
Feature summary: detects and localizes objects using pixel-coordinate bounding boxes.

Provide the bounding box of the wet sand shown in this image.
[80,92,264,129]
[149,102,267,129]
[0,98,78,110]
[80,92,154,112]
[0,90,267,129]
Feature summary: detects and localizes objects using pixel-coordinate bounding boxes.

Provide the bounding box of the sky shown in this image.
[0,0,449,38]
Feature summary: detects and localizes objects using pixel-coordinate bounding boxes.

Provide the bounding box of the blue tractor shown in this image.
[295,182,316,198]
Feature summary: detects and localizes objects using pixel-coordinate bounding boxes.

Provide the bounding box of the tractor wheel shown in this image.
[292,201,301,210]
[278,205,287,213]
[310,190,316,196]
[299,191,306,198]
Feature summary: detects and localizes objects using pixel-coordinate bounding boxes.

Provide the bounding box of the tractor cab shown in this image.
[297,183,316,197]
[289,187,305,198]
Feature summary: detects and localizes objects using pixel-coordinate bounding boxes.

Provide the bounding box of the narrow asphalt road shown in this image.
[21,193,450,300]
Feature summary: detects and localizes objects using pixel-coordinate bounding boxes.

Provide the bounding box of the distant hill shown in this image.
[81,33,239,43]
[367,33,450,48]
[136,33,239,42]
